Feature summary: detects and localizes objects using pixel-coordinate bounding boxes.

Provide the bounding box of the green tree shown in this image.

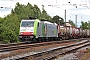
[13,2,34,20]
[1,14,20,43]
[32,4,41,18]
[40,5,52,20]
[85,22,88,29]
[81,21,88,29]
[68,20,75,27]
[81,21,84,29]
[88,21,90,30]
[0,17,4,41]
[52,15,64,25]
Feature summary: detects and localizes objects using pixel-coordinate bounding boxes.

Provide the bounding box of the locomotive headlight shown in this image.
[31,33,33,34]
[20,32,23,34]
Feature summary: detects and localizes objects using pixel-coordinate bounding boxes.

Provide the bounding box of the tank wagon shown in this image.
[58,25,81,40]
[19,19,58,42]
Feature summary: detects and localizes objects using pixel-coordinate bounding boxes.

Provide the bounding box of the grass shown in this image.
[74,40,80,42]
[0,40,10,44]
[80,48,90,60]
[0,41,5,44]
[87,48,90,52]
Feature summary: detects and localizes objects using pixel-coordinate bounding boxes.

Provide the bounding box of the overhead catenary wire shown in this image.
[43,0,52,4]
[80,0,90,9]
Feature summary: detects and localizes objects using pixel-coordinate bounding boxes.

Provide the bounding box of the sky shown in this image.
[0,0,90,27]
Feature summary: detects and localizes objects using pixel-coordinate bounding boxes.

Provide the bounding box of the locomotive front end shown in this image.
[19,20,35,41]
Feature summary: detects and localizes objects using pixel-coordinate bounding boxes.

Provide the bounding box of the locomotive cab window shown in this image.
[21,21,34,27]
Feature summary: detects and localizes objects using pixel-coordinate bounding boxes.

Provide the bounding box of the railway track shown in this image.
[0,38,90,60]
[0,40,74,52]
[0,38,88,52]
[16,40,89,60]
